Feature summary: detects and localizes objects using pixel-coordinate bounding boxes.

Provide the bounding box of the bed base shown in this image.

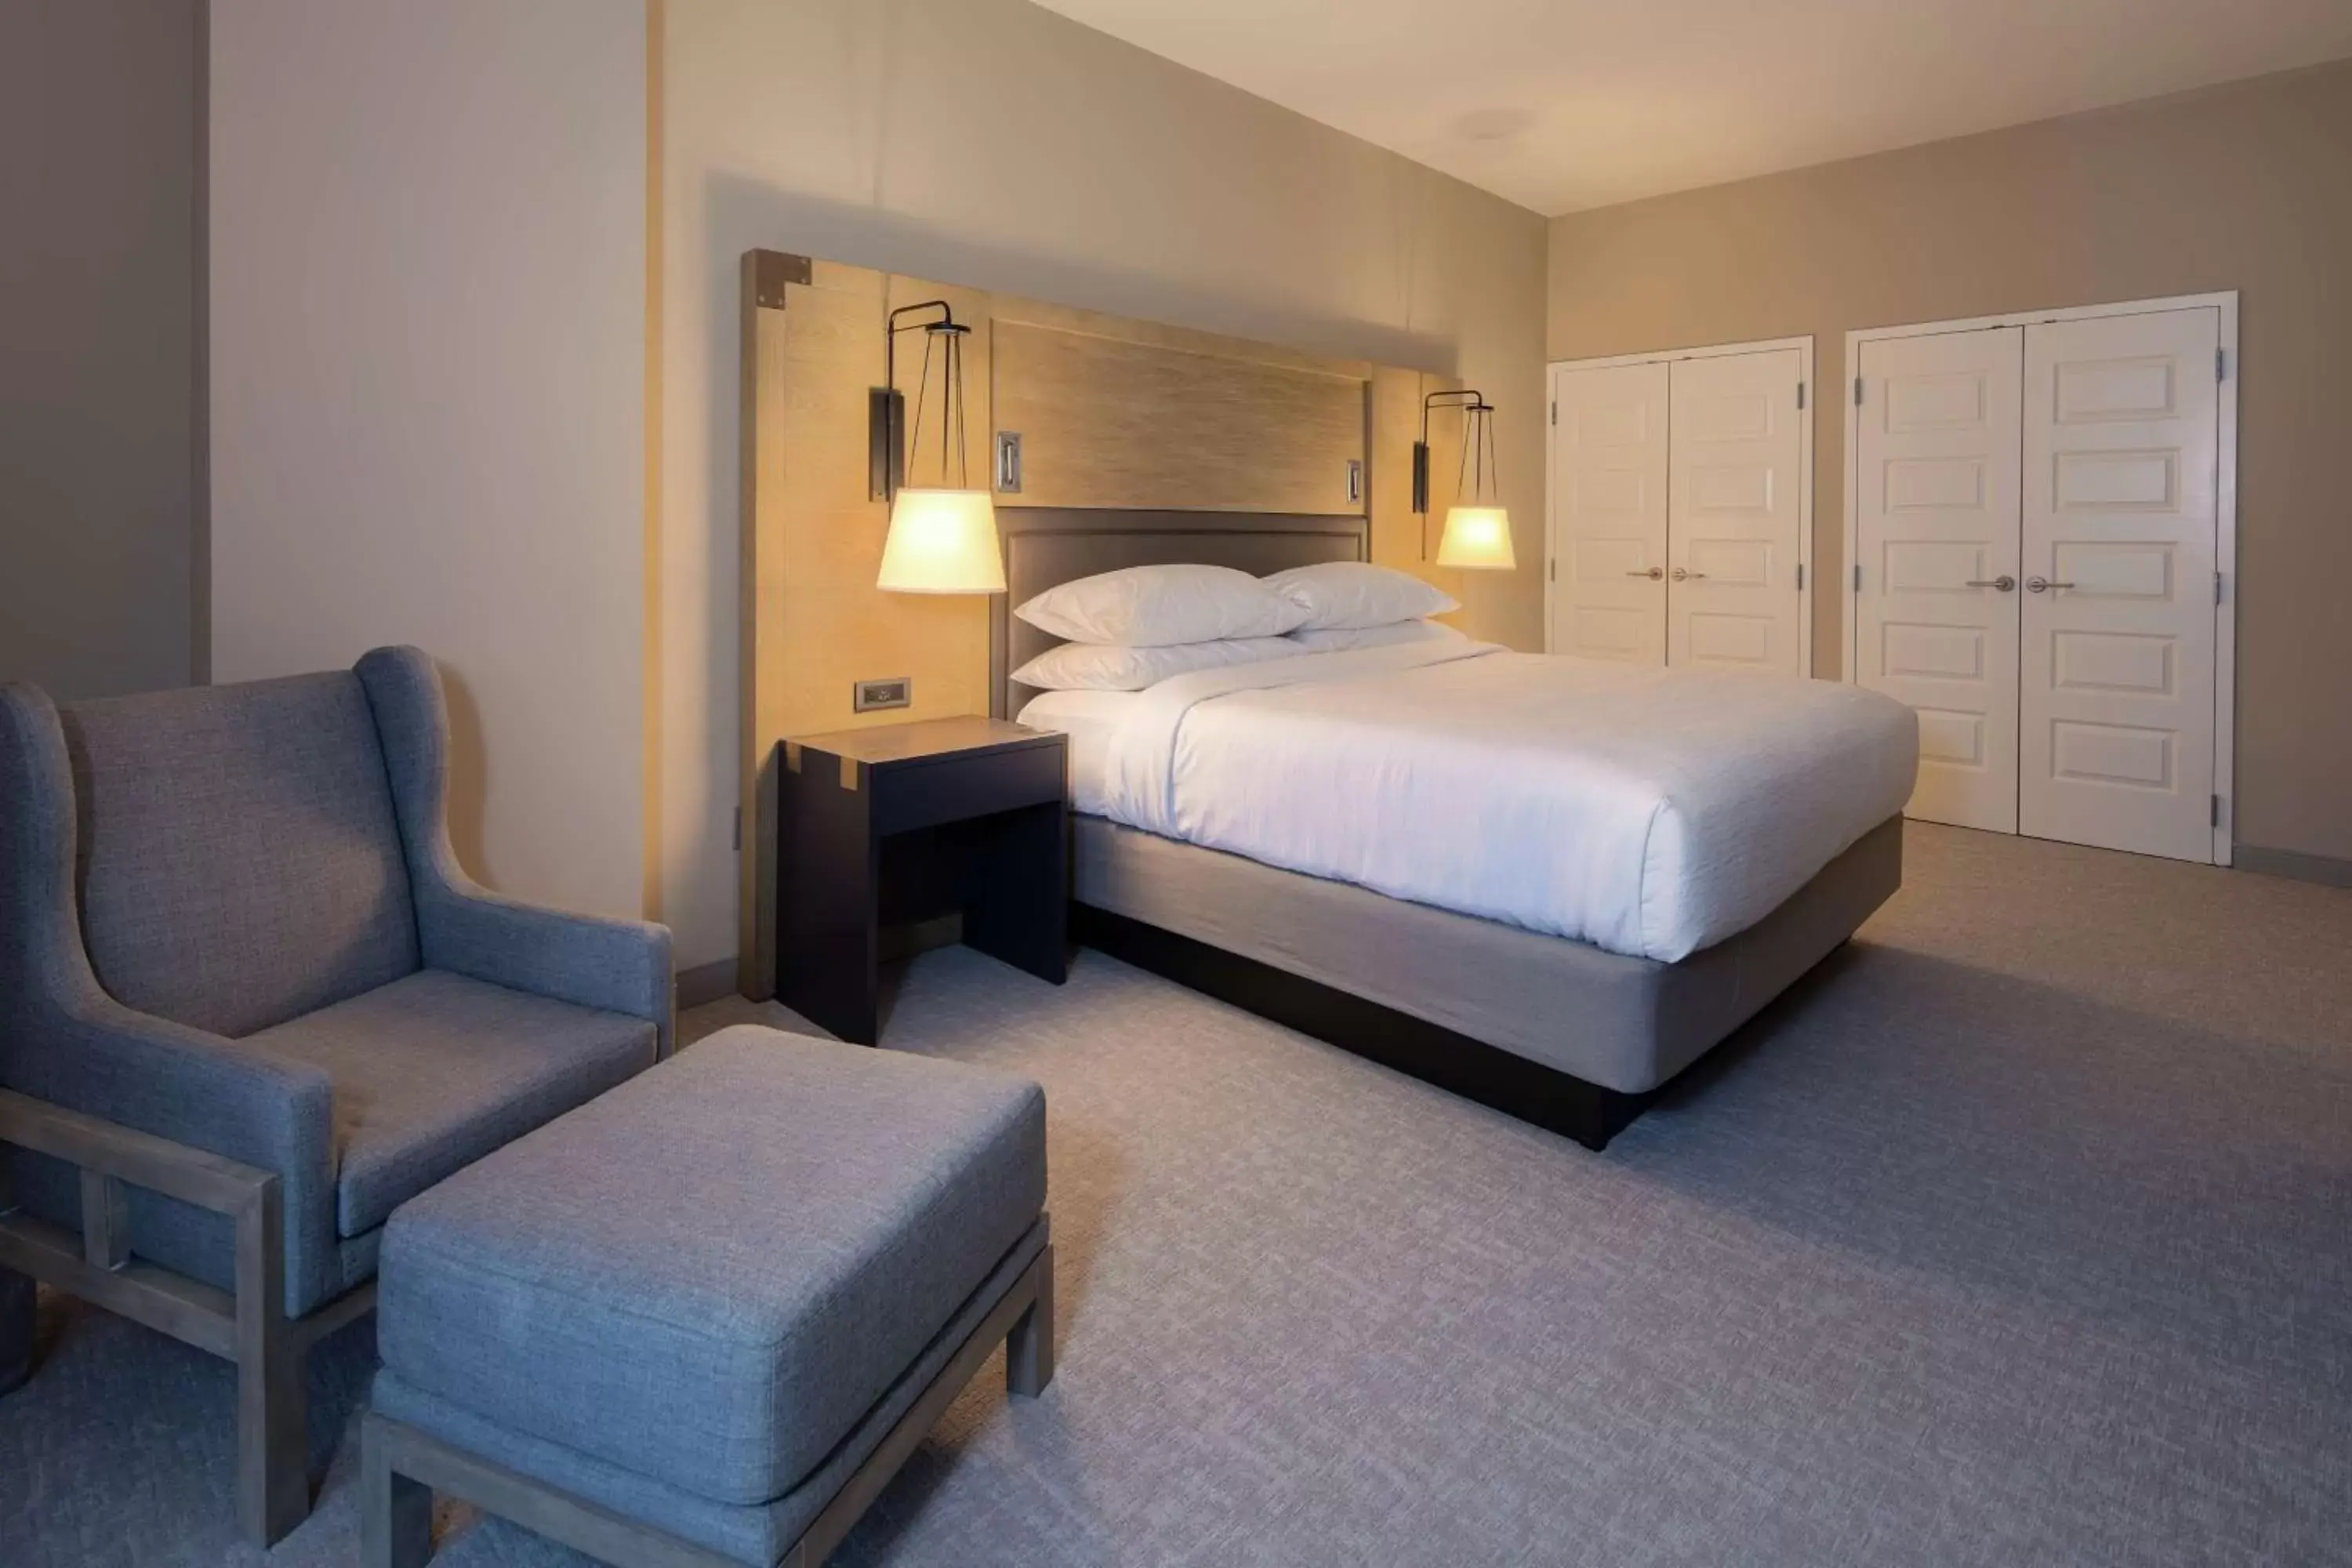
[1074,904,1656,1151]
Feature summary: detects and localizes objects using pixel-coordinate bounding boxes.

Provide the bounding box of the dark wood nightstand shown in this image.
[775,716,1068,1044]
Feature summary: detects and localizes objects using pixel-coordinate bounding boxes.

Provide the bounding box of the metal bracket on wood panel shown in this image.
[749,250,812,310]
[1853,376,1864,406]
[1796,382,1806,411]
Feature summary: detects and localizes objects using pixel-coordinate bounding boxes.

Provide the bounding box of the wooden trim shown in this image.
[366,1417,747,1568]
[2234,844,2352,889]
[0,1210,238,1356]
[1074,905,1653,1151]
[0,1086,372,1547]
[364,1241,1055,1568]
[792,1245,1052,1565]
[0,1086,275,1213]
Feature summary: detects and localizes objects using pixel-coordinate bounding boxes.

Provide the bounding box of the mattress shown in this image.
[1021,641,1917,962]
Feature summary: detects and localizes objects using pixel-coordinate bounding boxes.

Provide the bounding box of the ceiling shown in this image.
[1029,0,2352,215]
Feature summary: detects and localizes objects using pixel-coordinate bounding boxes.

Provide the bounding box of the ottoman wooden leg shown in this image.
[362,1414,435,1568]
[1005,1243,1055,1397]
[0,1265,34,1396]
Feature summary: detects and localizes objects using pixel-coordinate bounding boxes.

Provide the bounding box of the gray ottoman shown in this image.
[361,1025,1052,1567]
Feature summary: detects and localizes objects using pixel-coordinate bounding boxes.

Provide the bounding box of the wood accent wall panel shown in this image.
[741,250,1450,993]
[739,257,993,996]
[993,319,1368,514]
[1369,367,1468,621]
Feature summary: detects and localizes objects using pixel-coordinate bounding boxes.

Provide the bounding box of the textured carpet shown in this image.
[4,823,2349,1566]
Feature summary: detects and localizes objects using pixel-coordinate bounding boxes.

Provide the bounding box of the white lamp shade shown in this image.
[1436,505,1515,570]
[877,488,1006,593]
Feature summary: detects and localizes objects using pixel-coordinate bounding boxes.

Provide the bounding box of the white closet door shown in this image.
[1855,328,2024,832]
[1667,349,1806,673]
[1552,361,1669,664]
[2019,308,2220,861]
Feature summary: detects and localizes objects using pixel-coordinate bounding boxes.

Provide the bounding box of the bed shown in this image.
[993,509,1915,1150]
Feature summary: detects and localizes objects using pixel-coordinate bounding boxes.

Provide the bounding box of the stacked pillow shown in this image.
[1261,561,1463,652]
[1011,561,1463,691]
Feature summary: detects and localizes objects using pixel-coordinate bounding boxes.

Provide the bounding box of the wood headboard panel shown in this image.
[991,509,1370,720]
[738,248,1468,998]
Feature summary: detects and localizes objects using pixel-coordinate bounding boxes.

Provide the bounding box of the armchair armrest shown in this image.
[419,882,676,1058]
[10,993,335,1206]
[356,645,677,1058]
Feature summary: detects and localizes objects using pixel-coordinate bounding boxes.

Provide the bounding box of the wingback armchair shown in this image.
[0,646,672,1546]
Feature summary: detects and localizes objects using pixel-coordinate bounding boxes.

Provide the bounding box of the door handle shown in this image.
[1965,575,2016,592]
[2025,576,2077,593]
[1671,567,1706,582]
[1625,568,1664,580]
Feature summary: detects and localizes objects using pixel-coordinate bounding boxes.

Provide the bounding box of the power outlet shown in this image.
[854,677,912,713]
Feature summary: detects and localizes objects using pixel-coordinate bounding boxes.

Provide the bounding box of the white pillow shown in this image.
[1014,564,1305,647]
[1286,619,1468,653]
[1011,636,1308,692]
[1261,561,1459,630]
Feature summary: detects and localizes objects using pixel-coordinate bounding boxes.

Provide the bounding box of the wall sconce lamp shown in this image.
[869,301,1005,594]
[1412,389,1515,571]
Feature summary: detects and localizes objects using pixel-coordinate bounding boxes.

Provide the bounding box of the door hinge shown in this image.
[2212,793,2222,828]
[1548,558,1556,582]
[1853,563,1863,593]
[1853,376,1864,406]
[1795,563,1806,590]
[732,806,742,851]
[1796,381,1806,411]
[1550,399,1558,426]
[2215,569,2224,606]
[2216,347,2227,382]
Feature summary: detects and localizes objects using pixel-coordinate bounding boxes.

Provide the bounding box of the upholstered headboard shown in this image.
[991,509,1370,719]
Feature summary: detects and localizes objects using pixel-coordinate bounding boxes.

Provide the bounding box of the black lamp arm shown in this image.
[873,301,970,501]
[1413,388,1491,515]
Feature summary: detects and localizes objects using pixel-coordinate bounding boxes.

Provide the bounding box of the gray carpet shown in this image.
[4,822,2349,1566]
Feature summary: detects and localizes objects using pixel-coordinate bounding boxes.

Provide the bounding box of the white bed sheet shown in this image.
[1022,641,1917,962]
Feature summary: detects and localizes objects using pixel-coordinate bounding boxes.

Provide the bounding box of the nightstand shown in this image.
[775,716,1068,1045]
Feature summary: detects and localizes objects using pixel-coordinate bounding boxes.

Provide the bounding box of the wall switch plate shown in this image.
[854,676,912,712]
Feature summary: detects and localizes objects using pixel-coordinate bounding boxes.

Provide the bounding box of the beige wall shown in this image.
[0,0,201,702]
[208,0,652,918]
[1548,59,2352,865]
[661,0,1549,968]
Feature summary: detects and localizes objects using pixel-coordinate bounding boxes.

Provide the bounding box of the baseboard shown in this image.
[2234,844,2352,890]
[674,957,741,1010]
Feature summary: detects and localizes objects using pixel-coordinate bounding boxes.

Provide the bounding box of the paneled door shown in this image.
[2019,308,2220,859]
[1667,348,1806,673]
[1552,361,1669,663]
[1854,327,2025,832]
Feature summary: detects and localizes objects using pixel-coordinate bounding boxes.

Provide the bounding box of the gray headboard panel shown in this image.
[992,508,1370,719]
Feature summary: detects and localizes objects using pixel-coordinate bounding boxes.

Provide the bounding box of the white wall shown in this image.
[208,0,650,918]
[660,0,1549,968]
[0,0,201,702]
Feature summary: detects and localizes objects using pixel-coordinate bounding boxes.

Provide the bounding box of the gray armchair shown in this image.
[0,646,671,1546]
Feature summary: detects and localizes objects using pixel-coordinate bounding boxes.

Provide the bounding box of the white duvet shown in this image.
[1023,641,1917,963]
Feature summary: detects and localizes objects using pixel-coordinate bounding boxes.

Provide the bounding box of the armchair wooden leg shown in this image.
[1005,1243,1055,1397]
[361,1414,435,1568]
[234,1179,310,1548]
[0,1264,34,1396]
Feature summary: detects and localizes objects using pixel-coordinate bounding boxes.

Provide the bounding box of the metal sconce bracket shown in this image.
[1412,388,1494,515]
[868,300,973,503]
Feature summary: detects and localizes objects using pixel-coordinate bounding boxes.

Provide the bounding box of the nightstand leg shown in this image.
[964,800,1068,985]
